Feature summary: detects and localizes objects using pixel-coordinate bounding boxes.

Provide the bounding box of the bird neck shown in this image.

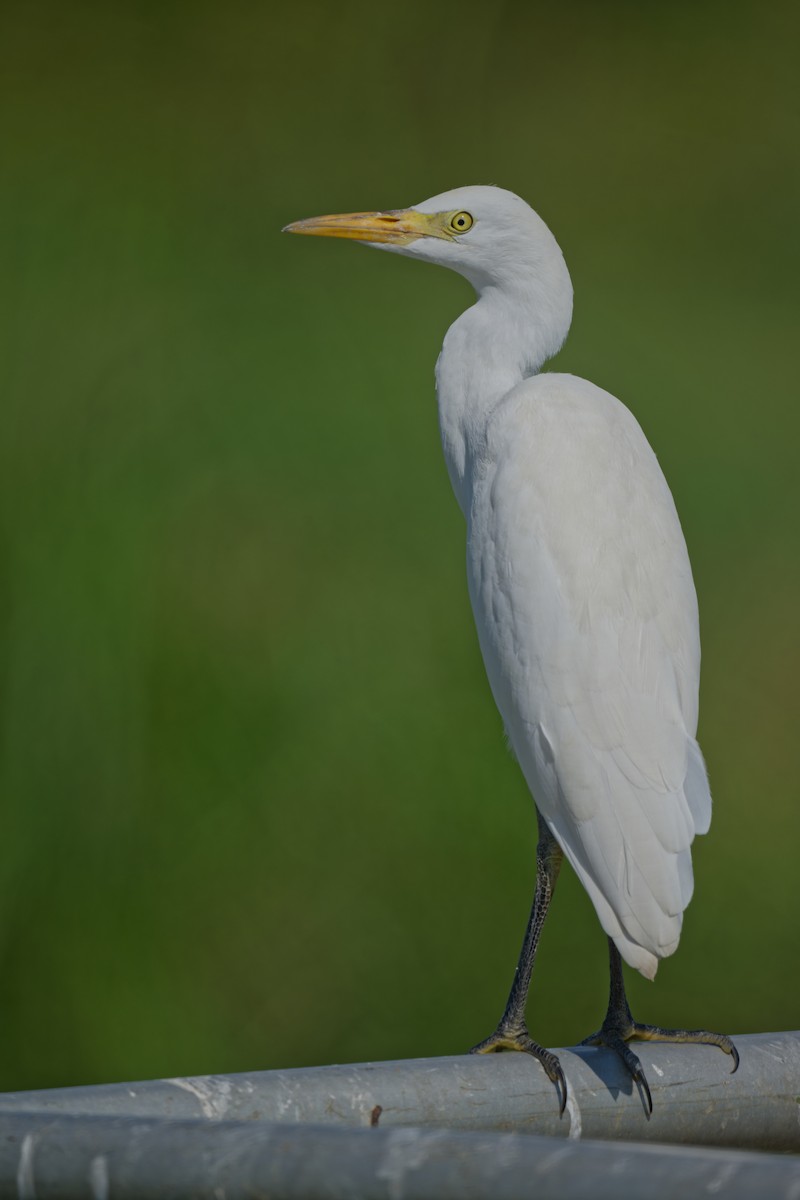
[436,269,573,513]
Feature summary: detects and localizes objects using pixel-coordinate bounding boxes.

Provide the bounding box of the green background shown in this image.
[0,1,797,1091]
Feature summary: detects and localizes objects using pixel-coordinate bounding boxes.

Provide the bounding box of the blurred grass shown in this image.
[0,0,797,1089]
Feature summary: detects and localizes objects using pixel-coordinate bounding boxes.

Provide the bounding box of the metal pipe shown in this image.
[2,1112,800,1200]
[1,1031,797,1152]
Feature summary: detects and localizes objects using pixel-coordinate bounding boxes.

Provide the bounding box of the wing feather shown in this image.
[468,373,711,977]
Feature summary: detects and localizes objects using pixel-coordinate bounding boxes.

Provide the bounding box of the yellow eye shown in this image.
[449,210,474,234]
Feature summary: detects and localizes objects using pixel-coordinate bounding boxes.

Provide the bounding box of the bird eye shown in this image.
[449,211,474,234]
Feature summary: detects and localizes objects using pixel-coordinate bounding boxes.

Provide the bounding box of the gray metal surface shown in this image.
[2,1112,800,1200]
[1,1031,797,1152]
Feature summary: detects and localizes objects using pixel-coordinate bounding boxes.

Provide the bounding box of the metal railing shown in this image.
[0,1030,797,1198]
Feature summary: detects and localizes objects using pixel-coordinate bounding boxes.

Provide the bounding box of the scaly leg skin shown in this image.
[470,811,568,1114]
[581,938,740,1115]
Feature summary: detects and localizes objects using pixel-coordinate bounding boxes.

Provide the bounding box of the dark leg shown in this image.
[581,938,740,1115]
[470,810,567,1113]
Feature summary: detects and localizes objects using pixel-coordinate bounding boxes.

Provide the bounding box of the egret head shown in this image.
[284,185,572,305]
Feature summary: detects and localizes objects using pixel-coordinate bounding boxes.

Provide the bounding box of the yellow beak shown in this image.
[282,208,447,246]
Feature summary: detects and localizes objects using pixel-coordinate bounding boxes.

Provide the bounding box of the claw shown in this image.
[623,1048,652,1117]
[554,1064,567,1116]
[585,1029,653,1116]
[469,1027,567,1115]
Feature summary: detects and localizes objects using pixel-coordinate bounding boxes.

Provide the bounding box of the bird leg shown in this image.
[580,937,739,1114]
[470,810,567,1113]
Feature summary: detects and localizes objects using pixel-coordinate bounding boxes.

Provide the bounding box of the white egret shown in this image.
[284,186,737,1111]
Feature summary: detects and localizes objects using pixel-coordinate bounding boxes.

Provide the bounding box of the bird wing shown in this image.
[467,373,711,978]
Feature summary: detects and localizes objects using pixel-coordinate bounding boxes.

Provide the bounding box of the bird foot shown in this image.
[470,1024,567,1114]
[580,1020,739,1116]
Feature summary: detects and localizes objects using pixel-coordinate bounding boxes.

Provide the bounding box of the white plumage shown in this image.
[465,370,709,978]
[286,184,714,984]
[411,185,710,979]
